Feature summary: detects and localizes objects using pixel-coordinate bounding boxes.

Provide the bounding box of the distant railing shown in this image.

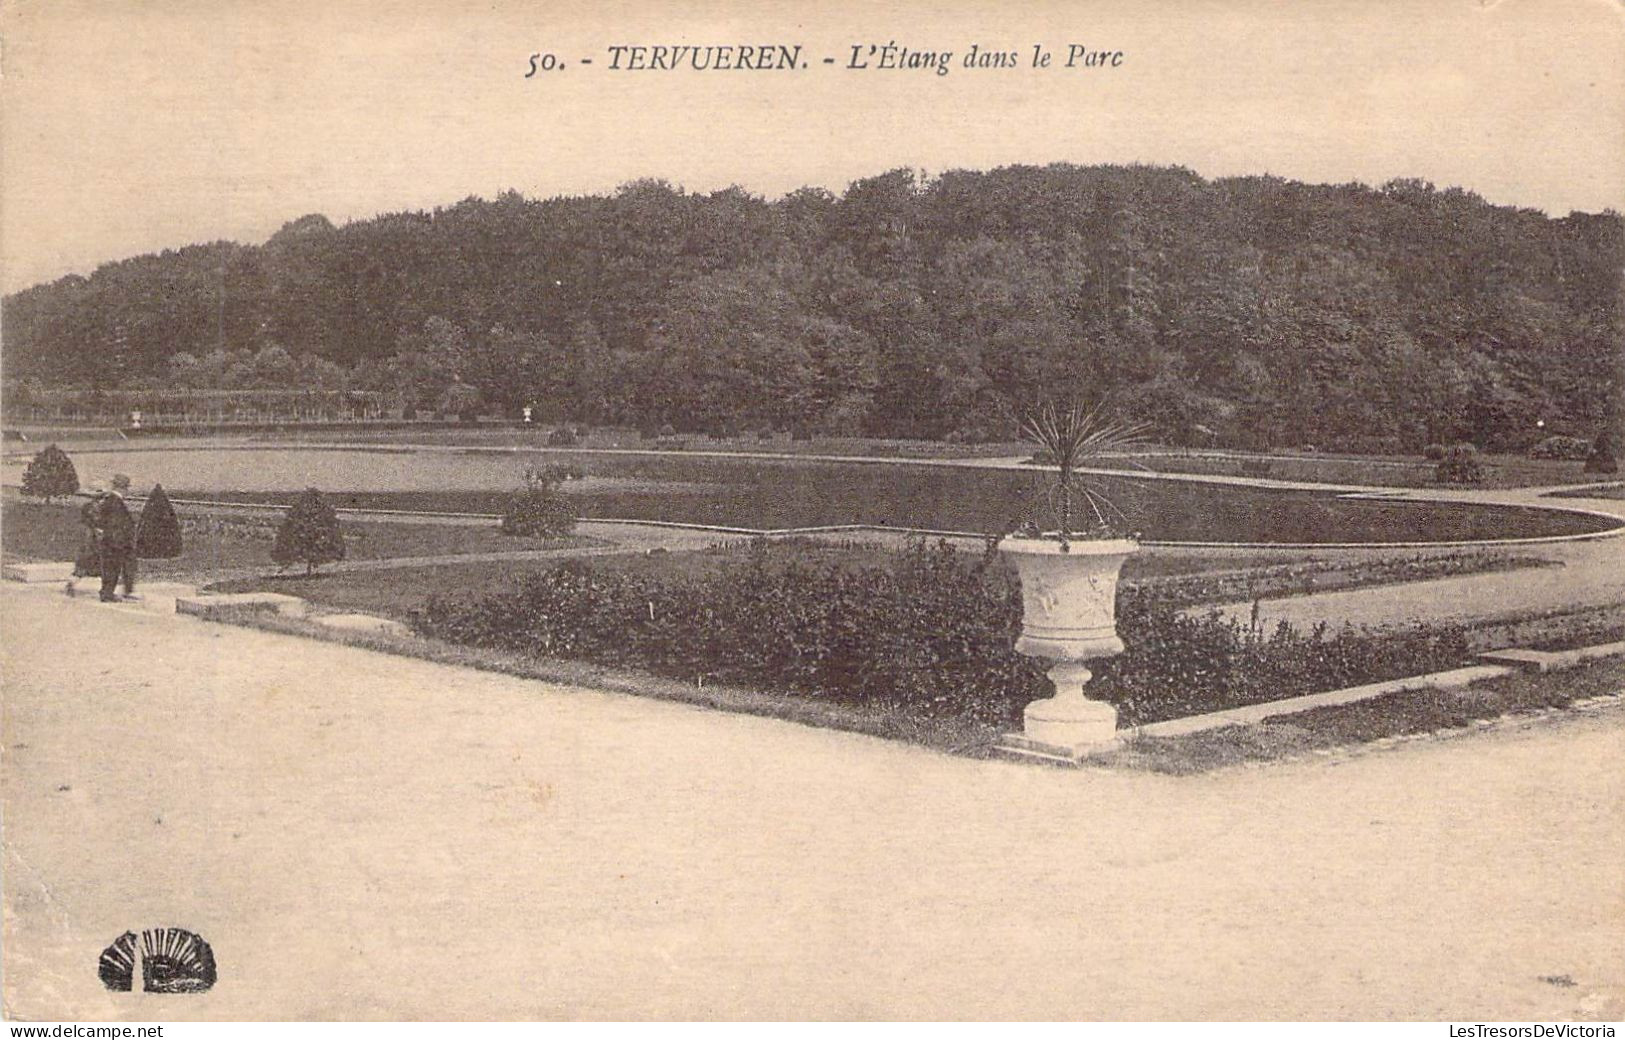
[0,388,389,426]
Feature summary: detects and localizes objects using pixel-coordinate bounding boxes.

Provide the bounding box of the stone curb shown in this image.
[5,572,417,639]
[175,591,308,620]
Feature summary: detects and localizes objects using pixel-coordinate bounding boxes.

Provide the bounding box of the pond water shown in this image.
[12,446,1615,544]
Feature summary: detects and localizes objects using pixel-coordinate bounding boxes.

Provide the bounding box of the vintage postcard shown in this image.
[2,0,1622,1024]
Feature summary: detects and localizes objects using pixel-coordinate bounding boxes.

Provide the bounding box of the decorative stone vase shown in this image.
[998,536,1139,759]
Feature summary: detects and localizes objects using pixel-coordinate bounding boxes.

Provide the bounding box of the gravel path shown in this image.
[1209,489,1625,630]
[3,583,1621,1020]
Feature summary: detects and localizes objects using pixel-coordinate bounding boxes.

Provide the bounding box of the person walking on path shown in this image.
[65,487,106,597]
[95,474,137,602]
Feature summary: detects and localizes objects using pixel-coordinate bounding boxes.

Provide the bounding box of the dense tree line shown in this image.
[4,164,1620,450]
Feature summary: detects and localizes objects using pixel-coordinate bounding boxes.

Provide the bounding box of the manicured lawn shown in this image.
[10,426,1604,488]
[1102,450,1597,490]
[12,440,1614,542]
[215,541,999,619]
[2,499,103,564]
[1463,603,1625,654]
[1547,482,1625,500]
[208,426,1618,488]
[1105,656,1625,774]
[218,558,590,614]
[0,498,592,578]
[222,425,1612,487]
[55,452,1602,542]
[204,474,1609,543]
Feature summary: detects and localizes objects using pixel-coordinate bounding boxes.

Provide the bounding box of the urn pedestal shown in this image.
[996,536,1138,763]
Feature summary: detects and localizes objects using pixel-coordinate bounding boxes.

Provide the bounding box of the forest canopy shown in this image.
[4,163,1620,451]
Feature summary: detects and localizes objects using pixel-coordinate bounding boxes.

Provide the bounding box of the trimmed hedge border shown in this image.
[410,539,1476,728]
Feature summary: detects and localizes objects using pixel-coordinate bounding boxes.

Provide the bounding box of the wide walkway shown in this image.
[3,583,1621,1020]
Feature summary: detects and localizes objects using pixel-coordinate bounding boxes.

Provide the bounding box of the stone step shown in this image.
[312,613,410,638]
[1476,649,1552,673]
[992,732,1107,766]
[175,592,308,620]
[4,561,75,583]
[121,582,200,614]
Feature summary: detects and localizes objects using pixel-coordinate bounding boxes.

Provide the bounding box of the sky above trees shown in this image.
[3,0,1622,292]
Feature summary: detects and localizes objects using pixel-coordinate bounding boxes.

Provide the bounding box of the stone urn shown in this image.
[997,536,1139,759]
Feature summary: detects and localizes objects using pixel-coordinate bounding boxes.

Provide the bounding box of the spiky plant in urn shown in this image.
[998,399,1147,761]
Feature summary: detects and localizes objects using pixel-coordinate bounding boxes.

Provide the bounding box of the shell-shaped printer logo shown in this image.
[98,928,217,993]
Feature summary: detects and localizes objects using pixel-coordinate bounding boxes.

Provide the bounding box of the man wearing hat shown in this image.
[95,474,137,602]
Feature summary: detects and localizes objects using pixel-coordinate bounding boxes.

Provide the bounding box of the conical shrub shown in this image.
[1585,430,1618,475]
[271,488,345,575]
[136,484,183,559]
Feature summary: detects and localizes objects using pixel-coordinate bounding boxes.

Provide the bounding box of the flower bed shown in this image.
[410,539,1474,728]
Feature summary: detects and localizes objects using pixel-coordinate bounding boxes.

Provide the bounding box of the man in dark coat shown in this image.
[66,490,105,597]
[96,474,137,602]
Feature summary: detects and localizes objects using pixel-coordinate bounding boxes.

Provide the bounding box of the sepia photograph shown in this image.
[2,0,1622,1025]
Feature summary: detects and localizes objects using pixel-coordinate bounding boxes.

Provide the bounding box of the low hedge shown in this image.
[1528,435,1591,461]
[499,484,576,538]
[411,540,1471,728]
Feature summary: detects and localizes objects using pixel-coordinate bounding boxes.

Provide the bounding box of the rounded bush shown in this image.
[1423,443,1446,461]
[20,444,79,501]
[500,480,577,538]
[547,426,578,447]
[1435,443,1487,484]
